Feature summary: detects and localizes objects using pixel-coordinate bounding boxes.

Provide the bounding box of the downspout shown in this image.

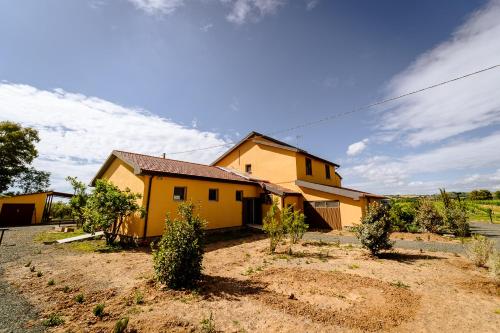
[143,175,153,240]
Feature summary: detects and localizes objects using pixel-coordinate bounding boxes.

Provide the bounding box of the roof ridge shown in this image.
[114,150,218,168]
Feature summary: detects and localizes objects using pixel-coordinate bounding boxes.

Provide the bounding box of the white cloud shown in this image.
[343,132,500,193]
[346,139,368,156]
[222,0,285,25]
[305,0,320,11]
[200,23,214,32]
[0,83,229,192]
[128,0,185,15]
[379,0,500,146]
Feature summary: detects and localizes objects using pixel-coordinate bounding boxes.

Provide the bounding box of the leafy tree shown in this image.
[468,189,493,200]
[0,121,40,193]
[355,202,393,256]
[83,179,144,245]
[494,191,500,200]
[152,201,205,289]
[415,199,443,233]
[263,199,285,253]
[50,201,73,220]
[66,176,89,227]
[15,167,50,194]
[389,199,417,232]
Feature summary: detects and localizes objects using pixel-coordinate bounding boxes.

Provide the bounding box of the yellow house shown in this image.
[92,131,383,239]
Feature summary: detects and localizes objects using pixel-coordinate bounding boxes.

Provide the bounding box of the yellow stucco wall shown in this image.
[145,176,262,237]
[0,192,49,224]
[216,139,298,184]
[296,153,341,187]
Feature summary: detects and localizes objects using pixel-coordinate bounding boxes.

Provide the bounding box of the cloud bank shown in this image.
[0,83,229,192]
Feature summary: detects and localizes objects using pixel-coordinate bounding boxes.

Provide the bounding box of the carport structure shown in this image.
[0,191,73,226]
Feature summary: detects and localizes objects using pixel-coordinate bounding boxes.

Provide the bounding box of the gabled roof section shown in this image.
[210,131,340,167]
[91,150,257,186]
[295,180,385,200]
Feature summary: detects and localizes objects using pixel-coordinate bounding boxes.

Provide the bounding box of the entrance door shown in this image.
[242,198,262,225]
[304,201,342,230]
[0,204,35,226]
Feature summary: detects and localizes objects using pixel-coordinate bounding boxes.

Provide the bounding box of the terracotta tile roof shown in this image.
[112,150,255,184]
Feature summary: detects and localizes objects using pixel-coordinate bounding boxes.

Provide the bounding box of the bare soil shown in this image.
[3,233,500,332]
[326,229,462,243]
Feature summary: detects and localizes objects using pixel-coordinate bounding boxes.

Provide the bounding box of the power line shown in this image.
[166,64,500,155]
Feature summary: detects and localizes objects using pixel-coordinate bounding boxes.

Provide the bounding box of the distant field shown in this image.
[390,198,500,223]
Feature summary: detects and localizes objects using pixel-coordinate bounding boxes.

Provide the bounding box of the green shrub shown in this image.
[42,313,64,327]
[389,200,417,232]
[468,189,493,200]
[113,317,129,333]
[135,290,144,304]
[63,285,71,293]
[495,191,500,200]
[488,250,500,285]
[74,293,85,303]
[47,279,55,286]
[152,201,205,289]
[93,303,105,318]
[263,199,285,253]
[415,199,443,233]
[443,205,470,237]
[285,207,308,244]
[200,312,216,333]
[36,271,43,277]
[465,235,494,267]
[355,202,393,256]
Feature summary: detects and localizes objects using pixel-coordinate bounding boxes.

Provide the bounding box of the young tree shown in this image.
[284,206,308,245]
[355,201,393,256]
[152,201,205,289]
[263,199,285,253]
[0,121,40,193]
[83,179,144,245]
[66,176,89,227]
[15,167,51,194]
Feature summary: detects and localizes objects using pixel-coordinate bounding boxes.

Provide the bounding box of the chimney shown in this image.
[162,153,166,159]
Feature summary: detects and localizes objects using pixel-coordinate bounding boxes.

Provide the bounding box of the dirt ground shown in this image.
[3,233,500,332]
[325,229,462,243]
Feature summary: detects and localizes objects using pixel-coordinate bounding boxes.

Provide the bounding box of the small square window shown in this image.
[236,190,243,201]
[173,187,186,201]
[325,164,331,179]
[208,188,219,201]
[245,164,252,174]
[305,158,312,176]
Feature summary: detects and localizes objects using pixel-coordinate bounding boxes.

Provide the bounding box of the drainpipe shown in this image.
[143,175,153,240]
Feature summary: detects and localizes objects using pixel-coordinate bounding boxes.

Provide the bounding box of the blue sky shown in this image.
[1,0,499,194]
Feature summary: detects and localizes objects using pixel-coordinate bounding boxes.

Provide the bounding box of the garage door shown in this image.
[304,201,341,230]
[0,204,35,226]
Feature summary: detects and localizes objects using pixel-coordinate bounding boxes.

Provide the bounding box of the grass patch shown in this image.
[391,280,410,289]
[200,312,216,333]
[42,313,64,327]
[74,293,85,303]
[47,279,55,286]
[347,264,360,269]
[35,229,85,243]
[93,303,105,318]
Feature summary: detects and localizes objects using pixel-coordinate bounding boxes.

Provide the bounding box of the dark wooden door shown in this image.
[304,201,342,230]
[0,204,35,226]
[242,198,262,225]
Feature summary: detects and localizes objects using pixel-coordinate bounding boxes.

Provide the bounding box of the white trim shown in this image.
[295,180,362,200]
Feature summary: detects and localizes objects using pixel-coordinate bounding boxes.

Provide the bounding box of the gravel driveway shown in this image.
[0,225,52,333]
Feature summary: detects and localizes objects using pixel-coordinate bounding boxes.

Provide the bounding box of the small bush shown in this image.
[415,199,443,233]
[285,207,308,244]
[389,200,417,232]
[36,271,43,277]
[465,235,493,267]
[200,312,216,333]
[93,303,105,318]
[30,266,35,272]
[355,202,394,256]
[135,290,144,304]
[488,250,500,285]
[47,279,55,286]
[42,313,64,327]
[152,201,205,289]
[74,293,85,303]
[113,317,129,333]
[263,199,285,253]
[63,285,71,293]
[443,205,470,237]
